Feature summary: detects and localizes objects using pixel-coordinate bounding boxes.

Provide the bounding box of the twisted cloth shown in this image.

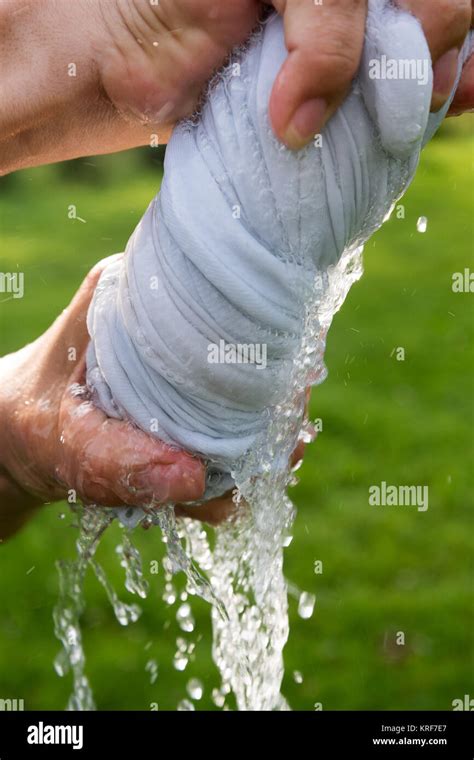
[86,1,472,501]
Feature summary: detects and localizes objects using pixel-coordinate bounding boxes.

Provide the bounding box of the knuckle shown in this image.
[453,0,471,31]
[309,46,360,90]
[436,0,471,39]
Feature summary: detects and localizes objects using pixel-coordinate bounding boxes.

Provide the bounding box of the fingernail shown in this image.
[431,48,459,112]
[283,98,327,149]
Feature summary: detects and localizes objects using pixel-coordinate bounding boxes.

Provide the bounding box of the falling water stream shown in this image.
[53,245,364,711]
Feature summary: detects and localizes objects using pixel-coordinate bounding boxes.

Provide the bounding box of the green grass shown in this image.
[0,123,473,711]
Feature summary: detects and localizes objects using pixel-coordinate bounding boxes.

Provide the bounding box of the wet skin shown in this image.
[0,260,310,539]
[0,0,472,174]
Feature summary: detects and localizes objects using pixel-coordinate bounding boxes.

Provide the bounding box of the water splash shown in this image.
[53,504,152,708]
[54,245,363,711]
[175,245,363,710]
[92,561,141,626]
[53,505,114,710]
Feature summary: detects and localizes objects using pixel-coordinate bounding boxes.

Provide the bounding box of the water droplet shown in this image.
[163,583,176,606]
[53,650,70,678]
[212,688,226,708]
[298,591,316,619]
[416,216,427,233]
[186,678,203,701]
[116,535,149,599]
[177,699,195,711]
[176,602,195,632]
[145,659,159,685]
[293,670,303,684]
[173,654,188,672]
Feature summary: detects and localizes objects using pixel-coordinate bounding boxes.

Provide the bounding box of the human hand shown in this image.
[265,0,473,148]
[0,259,311,538]
[448,45,474,113]
[1,0,472,175]
[0,258,205,539]
[0,0,260,173]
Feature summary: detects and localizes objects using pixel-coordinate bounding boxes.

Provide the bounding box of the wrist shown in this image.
[0,0,146,174]
[0,463,43,540]
[0,350,60,505]
[0,355,44,538]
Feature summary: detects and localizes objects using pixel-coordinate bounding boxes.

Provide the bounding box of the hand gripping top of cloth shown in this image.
[86,0,473,515]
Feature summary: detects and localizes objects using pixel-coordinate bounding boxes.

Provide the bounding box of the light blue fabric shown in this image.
[86,1,472,508]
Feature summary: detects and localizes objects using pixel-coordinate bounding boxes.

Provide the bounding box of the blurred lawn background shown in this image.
[0,117,472,711]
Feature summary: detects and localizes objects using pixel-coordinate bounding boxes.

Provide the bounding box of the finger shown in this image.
[396,0,472,60]
[175,490,241,526]
[39,255,123,372]
[62,255,122,323]
[396,0,472,111]
[267,0,367,149]
[448,53,474,113]
[57,363,205,507]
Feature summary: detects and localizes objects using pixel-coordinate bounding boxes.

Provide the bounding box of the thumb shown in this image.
[57,360,206,508]
[266,0,367,149]
[39,255,122,374]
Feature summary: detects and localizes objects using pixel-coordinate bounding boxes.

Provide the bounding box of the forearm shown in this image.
[0,351,44,539]
[0,464,42,541]
[0,0,159,175]
[0,103,153,176]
